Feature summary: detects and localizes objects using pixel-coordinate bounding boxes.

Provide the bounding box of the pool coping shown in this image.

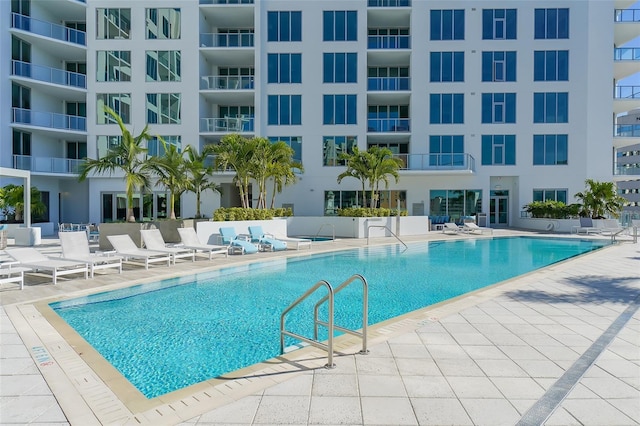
[2,233,622,425]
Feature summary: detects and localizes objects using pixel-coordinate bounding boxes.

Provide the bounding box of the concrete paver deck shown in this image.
[1,230,638,425]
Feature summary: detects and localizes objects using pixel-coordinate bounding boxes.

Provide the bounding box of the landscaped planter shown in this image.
[514,217,580,233]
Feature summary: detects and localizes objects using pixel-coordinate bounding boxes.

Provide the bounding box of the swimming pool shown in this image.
[50,237,608,399]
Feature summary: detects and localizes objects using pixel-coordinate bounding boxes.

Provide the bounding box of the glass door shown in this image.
[490,196,509,226]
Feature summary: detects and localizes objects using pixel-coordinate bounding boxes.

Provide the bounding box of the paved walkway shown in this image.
[1,231,639,425]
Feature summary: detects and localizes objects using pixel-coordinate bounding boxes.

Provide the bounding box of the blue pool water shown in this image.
[50,237,608,399]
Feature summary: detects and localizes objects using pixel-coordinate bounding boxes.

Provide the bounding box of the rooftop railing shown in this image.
[200,116,255,132]
[615,123,640,137]
[368,35,410,49]
[199,32,254,47]
[614,9,640,22]
[11,13,86,46]
[615,85,640,99]
[201,75,254,90]
[368,0,411,7]
[12,108,87,132]
[367,77,411,91]
[11,60,86,89]
[200,0,254,4]
[367,118,410,133]
[615,164,640,175]
[614,47,640,60]
[395,153,475,172]
[13,155,84,174]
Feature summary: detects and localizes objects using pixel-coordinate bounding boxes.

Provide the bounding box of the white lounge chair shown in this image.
[59,231,122,278]
[140,229,195,264]
[598,219,625,236]
[177,227,229,260]
[462,222,493,235]
[572,217,600,234]
[107,234,172,269]
[4,247,88,285]
[442,223,462,234]
[0,261,31,290]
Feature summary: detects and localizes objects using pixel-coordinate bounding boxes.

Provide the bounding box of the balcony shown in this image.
[367,118,410,133]
[200,116,255,132]
[200,0,254,3]
[614,47,640,80]
[12,60,86,89]
[368,77,410,91]
[199,32,254,47]
[614,85,640,114]
[615,164,640,175]
[13,155,84,175]
[615,9,640,45]
[395,153,475,173]
[368,0,411,6]
[615,123,640,137]
[368,35,410,50]
[12,108,86,132]
[201,75,254,90]
[11,13,86,46]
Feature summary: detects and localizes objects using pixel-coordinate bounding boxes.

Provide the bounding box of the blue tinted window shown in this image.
[268,53,302,83]
[481,135,515,165]
[323,94,357,124]
[482,9,516,40]
[535,8,569,39]
[429,135,464,166]
[482,51,516,82]
[481,93,516,123]
[430,10,464,40]
[533,134,568,165]
[268,95,301,125]
[430,52,464,82]
[268,11,302,42]
[323,53,358,83]
[534,92,568,123]
[323,10,357,41]
[268,136,302,163]
[430,93,464,124]
[534,50,568,81]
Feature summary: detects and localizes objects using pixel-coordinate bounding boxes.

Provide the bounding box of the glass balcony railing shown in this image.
[199,32,254,47]
[367,118,410,132]
[11,13,86,46]
[368,35,410,49]
[13,155,84,174]
[11,60,86,89]
[395,153,475,172]
[200,0,254,4]
[12,108,87,132]
[201,75,254,90]
[615,124,640,137]
[368,0,411,7]
[200,116,255,132]
[615,165,640,175]
[367,77,411,91]
[615,9,640,22]
[615,85,640,99]
[614,47,640,60]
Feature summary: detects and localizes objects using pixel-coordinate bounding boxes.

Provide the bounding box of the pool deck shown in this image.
[1,229,639,425]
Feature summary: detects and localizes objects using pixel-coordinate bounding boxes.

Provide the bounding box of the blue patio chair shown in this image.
[248,225,288,252]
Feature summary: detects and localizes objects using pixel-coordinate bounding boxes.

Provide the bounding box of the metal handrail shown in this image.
[280,280,335,368]
[367,225,407,249]
[315,223,335,241]
[314,274,369,355]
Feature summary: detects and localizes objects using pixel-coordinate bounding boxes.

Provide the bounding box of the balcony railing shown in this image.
[201,75,254,90]
[13,155,84,174]
[368,77,410,91]
[368,35,410,49]
[11,13,86,46]
[12,108,87,132]
[614,47,640,60]
[368,0,411,7]
[615,165,640,175]
[199,32,254,47]
[615,9,640,22]
[395,153,475,172]
[367,118,410,132]
[200,0,254,4]
[11,60,86,89]
[200,116,255,132]
[615,124,640,137]
[615,85,640,99]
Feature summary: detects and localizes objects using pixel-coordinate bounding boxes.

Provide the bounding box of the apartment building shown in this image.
[2,0,639,231]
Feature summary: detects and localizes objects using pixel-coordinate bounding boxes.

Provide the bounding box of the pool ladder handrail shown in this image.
[280,280,336,368]
[366,225,407,249]
[279,274,369,369]
[314,273,369,356]
[315,223,335,241]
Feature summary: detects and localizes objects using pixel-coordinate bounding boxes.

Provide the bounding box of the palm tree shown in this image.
[574,179,626,219]
[337,147,371,207]
[247,137,272,209]
[146,138,188,220]
[0,184,47,222]
[212,134,255,208]
[183,144,222,218]
[268,141,303,209]
[78,106,152,222]
[368,146,402,208]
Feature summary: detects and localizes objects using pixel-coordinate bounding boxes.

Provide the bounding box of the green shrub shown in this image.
[523,201,580,219]
[212,207,293,221]
[337,207,407,217]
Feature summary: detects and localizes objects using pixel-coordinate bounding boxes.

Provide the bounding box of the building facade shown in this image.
[2,0,639,229]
